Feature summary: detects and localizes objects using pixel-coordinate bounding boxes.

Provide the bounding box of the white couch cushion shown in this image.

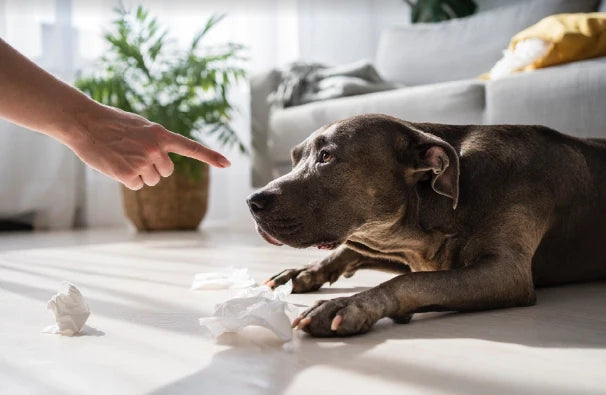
[375,0,600,86]
[268,79,485,161]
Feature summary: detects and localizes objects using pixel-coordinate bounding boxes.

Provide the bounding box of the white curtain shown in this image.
[0,0,83,229]
[0,121,81,229]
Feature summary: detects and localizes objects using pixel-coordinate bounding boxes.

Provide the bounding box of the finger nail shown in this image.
[331,315,343,331]
[297,317,311,330]
[218,157,231,168]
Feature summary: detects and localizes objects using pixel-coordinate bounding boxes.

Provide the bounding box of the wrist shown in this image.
[55,94,103,148]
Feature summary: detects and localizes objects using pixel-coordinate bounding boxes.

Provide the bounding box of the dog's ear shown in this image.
[415,143,460,209]
[400,128,460,210]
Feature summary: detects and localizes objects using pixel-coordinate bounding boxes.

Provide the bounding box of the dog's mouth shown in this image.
[255,224,284,246]
[254,222,342,250]
[254,218,302,247]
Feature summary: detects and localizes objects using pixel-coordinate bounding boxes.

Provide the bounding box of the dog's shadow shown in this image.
[149,280,606,395]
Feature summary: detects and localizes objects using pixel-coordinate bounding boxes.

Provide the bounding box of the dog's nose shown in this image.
[247,191,275,214]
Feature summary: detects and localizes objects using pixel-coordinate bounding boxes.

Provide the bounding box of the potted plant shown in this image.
[404,0,477,23]
[76,5,246,231]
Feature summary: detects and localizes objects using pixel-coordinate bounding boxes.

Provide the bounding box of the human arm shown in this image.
[0,38,230,190]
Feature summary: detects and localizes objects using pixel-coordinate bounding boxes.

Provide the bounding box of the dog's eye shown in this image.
[319,150,333,163]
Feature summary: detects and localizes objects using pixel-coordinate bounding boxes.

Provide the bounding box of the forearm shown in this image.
[0,38,96,144]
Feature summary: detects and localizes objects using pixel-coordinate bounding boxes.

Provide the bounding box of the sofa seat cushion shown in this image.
[268,79,485,162]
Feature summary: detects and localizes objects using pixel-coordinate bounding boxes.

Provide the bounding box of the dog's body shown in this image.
[247,114,606,337]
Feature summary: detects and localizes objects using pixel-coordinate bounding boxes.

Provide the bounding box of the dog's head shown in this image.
[247,114,459,249]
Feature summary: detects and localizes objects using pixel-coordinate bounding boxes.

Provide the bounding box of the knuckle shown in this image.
[150,123,165,134]
[114,168,130,180]
[147,125,169,143]
[134,168,145,178]
[136,159,150,171]
[147,146,163,158]
[124,168,139,179]
[189,143,204,157]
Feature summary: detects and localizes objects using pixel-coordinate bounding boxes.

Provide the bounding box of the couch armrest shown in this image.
[485,58,606,138]
[250,69,281,187]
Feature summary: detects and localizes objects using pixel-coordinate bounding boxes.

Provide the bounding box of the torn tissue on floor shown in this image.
[42,282,90,336]
[199,280,297,342]
[191,267,256,290]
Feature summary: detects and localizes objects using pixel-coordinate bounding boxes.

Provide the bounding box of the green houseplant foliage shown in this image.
[75,4,247,180]
[405,0,477,23]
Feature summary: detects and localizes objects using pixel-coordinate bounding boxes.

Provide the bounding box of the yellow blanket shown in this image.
[511,12,606,71]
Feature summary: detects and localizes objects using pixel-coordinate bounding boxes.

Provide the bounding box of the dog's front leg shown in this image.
[295,254,536,337]
[266,245,409,293]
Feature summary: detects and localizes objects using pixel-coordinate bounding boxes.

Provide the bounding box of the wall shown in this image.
[297,0,409,65]
[295,0,524,66]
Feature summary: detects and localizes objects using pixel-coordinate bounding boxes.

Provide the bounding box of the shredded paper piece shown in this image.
[42,282,90,336]
[199,280,296,342]
[191,267,257,290]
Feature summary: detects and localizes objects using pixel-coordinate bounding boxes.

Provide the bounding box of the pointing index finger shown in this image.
[162,130,231,168]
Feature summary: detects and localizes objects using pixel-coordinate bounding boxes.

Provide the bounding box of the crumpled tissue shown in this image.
[199,280,297,342]
[191,267,256,290]
[42,282,90,336]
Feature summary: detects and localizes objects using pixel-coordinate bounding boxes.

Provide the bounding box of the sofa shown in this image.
[250,0,606,187]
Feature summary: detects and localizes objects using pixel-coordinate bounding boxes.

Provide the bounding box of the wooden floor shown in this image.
[0,226,605,395]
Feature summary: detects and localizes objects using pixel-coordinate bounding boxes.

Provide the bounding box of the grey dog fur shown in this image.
[247,114,606,337]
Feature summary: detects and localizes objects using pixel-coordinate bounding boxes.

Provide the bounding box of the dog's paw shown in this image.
[293,296,378,337]
[265,265,326,293]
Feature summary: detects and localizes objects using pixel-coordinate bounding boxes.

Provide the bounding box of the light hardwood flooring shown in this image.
[0,226,605,395]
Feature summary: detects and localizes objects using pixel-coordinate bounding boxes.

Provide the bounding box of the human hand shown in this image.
[65,103,231,190]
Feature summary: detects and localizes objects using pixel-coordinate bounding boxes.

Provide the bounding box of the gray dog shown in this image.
[246,114,606,337]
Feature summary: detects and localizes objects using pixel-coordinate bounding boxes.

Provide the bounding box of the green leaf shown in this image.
[136,5,146,21]
[149,30,168,60]
[408,0,476,23]
[190,13,226,51]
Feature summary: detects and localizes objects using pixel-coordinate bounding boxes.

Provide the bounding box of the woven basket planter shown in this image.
[121,164,209,231]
